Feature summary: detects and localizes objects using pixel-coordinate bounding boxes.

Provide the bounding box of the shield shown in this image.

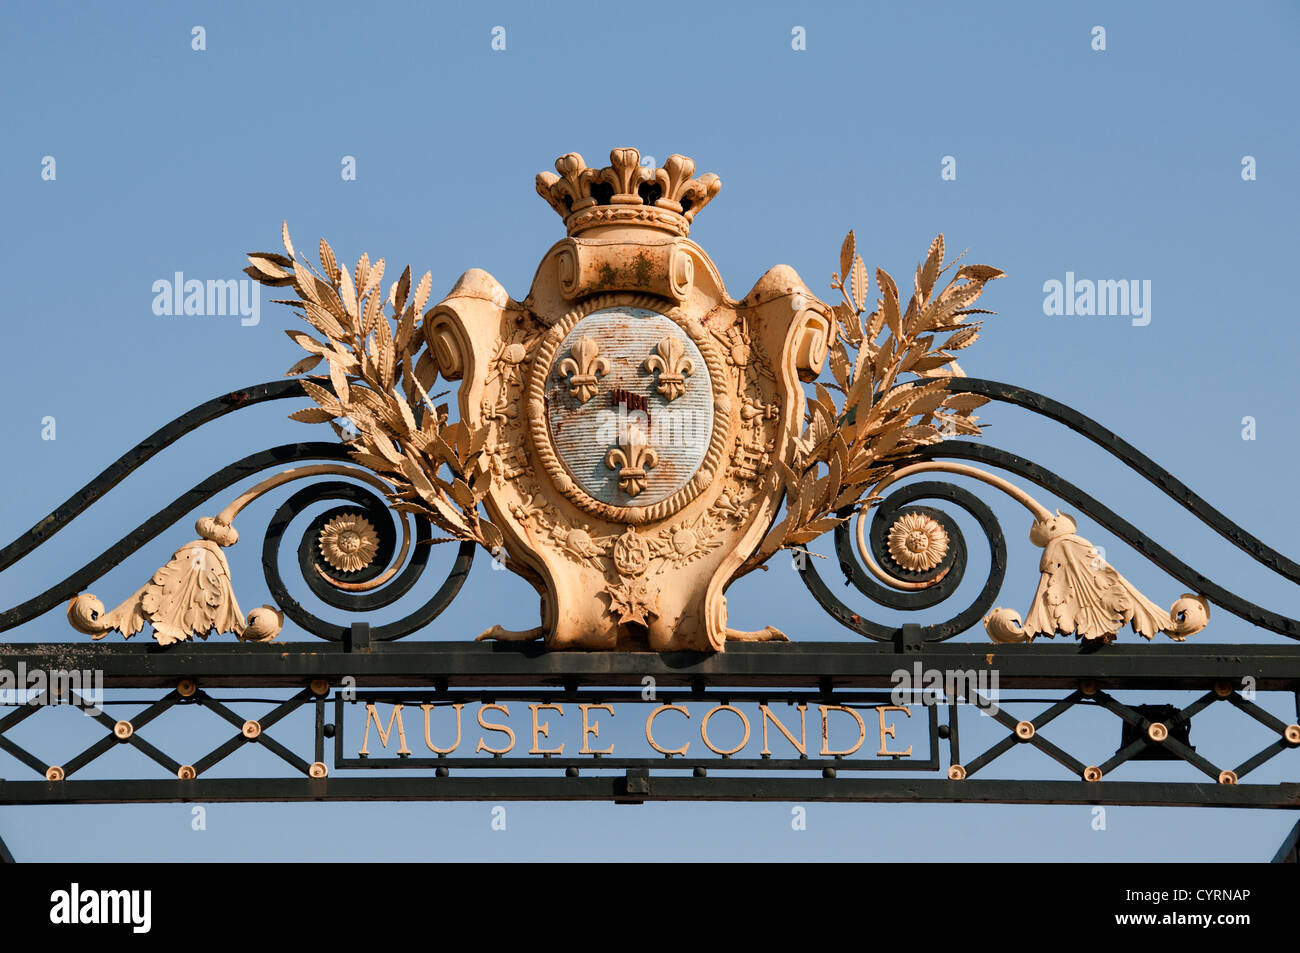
[544,306,715,509]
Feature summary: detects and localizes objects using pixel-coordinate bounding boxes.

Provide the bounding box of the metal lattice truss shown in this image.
[1,643,1297,807]
[0,684,326,784]
[950,686,1300,786]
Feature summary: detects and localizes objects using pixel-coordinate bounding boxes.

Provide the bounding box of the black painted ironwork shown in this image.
[0,643,1296,806]
[0,376,1297,811]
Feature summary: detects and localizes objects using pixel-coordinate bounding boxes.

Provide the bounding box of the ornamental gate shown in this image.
[1,150,1297,858]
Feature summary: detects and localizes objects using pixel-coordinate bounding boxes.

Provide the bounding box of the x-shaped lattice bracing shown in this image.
[950,688,1300,784]
[0,687,322,781]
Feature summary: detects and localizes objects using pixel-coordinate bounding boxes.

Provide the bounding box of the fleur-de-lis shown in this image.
[644,335,695,401]
[557,334,609,402]
[605,425,659,497]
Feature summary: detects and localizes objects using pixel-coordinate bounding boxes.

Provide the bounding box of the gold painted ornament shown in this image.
[887,512,949,572]
[318,513,379,573]
[239,147,1006,652]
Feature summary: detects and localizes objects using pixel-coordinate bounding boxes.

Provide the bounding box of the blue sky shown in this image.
[1,0,1297,861]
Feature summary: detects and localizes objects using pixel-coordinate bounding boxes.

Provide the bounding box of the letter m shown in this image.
[359,703,411,755]
[1099,279,1128,317]
[207,278,239,316]
[100,890,129,923]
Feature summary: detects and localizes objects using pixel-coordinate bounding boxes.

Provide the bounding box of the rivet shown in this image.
[1148,722,1169,742]
[242,720,261,740]
[1213,680,1234,699]
[177,765,196,780]
[177,679,197,698]
[113,720,133,740]
[45,766,65,782]
[1083,765,1103,782]
[1284,724,1300,745]
[1079,680,1097,696]
[309,762,328,779]
[1218,770,1238,785]
[948,764,967,780]
[1015,721,1035,741]
[310,679,330,697]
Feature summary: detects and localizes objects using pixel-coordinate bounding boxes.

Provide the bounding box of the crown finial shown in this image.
[536,148,721,237]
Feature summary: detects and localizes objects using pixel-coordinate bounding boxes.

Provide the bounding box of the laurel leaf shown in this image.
[319,239,339,284]
[957,264,1004,281]
[245,266,292,288]
[247,255,290,281]
[285,354,323,377]
[282,221,295,260]
[412,271,433,315]
[288,407,336,424]
[942,393,990,413]
[828,339,850,391]
[363,258,386,299]
[301,301,346,342]
[480,520,504,551]
[338,265,359,322]
[354,252,371,296]
[391,266,411,313]
[839,231,855,285]
[918,234,943,302]
[877,269,901,341]
[850,255,868,312]
[835,301,862,346]
[300,380,342,416]
[944,326,981,350]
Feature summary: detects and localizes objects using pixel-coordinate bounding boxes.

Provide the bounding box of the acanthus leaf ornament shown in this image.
[68,519,284,645]
[984,511,1211,644]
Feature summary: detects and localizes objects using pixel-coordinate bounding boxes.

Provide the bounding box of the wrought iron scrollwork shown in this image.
[802,378,1300,644]
[261,480,474,642]
[799,480,1006,643]
[0,381,474,643]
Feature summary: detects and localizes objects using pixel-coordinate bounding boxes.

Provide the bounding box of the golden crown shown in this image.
[536,147,721,238]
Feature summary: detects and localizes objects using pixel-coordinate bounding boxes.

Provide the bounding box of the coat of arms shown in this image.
[239,147,1006,652]
[66,147,1210,653]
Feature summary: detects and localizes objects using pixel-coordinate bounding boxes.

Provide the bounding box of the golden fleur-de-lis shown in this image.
[605,425,659,496]
[644,335,695,401]
[557,334,610,402]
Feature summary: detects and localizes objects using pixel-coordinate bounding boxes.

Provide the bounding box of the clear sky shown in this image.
[1,0,1297,861]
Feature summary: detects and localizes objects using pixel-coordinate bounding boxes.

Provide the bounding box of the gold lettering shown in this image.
[645,704,690,756]
[875,705,913,757]
[475,703,515,754]
[359,703,411,756]
[818,704,865,756]
[529,703,564,755]
[579,703,614,755]
[419,703,463,754]
[700,704,751,756]
[760,704,807,757]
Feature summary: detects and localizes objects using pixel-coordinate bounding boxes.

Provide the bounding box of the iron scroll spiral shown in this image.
[798,480,1006,643]
[262,480,475,642]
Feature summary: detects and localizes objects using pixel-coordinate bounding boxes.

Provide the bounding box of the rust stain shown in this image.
[608,387,651,426]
